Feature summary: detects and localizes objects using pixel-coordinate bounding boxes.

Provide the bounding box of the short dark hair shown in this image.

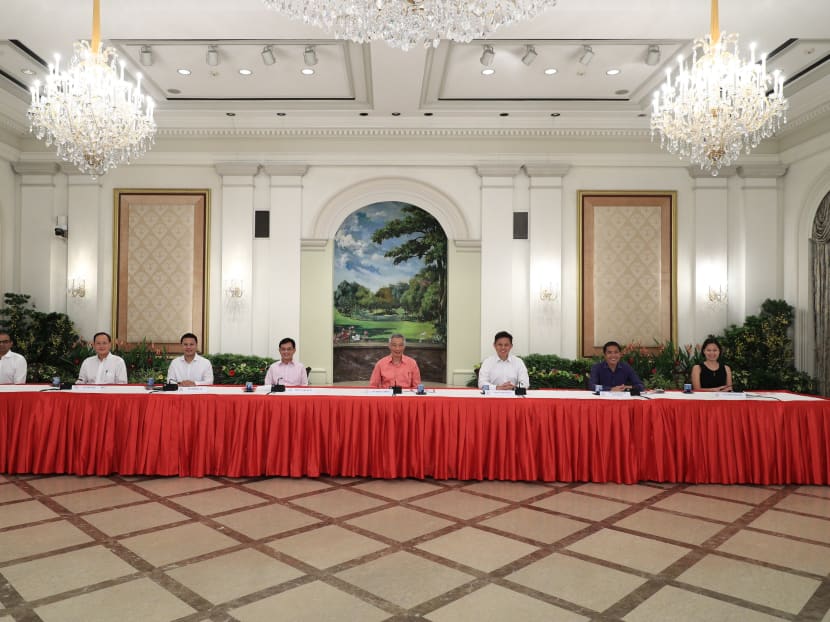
[701,337,722,354]
[92,331,111,343]
[602,341,622,353]
[389,333,405,344]
[279,337,296,349]
[493,331,513,343]
[0,330,11,340]
[180,332,198,343]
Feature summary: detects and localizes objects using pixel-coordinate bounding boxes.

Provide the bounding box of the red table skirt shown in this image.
[1,391,828,484]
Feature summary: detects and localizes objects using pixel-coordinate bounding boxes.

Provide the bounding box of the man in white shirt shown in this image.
[167,333,213,386]
[77,332,128,384]
[264,337,308,386]
[478,330,530,390]
[0,331,27,384]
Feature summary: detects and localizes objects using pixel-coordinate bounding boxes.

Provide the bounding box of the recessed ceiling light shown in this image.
[499,112,509,117]
[544,68,557,75]
[276,112,286,116]
[391,112,401,116]
[167,88,181,94]
[238,68,253,76]
[226,112,236,117]
[359,112,368,116]
[177,68,191,76]
[550,112,561,117]
[301,67,314,76]
[481,68,495,76]
[423,112,433,117]
[21,68,34,76]
[606,68,621,76]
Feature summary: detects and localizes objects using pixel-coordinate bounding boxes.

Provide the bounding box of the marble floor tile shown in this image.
[479,507,590,544]
[82,502,190,536]
[460,480,554,502]
[214,503,320,539]
[426,583,588,622]
[241,477,334,498]
[613,507,724,545]
[717,530,830,576]
[531,490,631,521]
[132,476,221,496]
[347,505,454,542]
[566,528,692,574]
[288,487,388,517]
[772,492,830,518]
[0,499,58,529]
[353,478,445,500]
[416,526,539,572]
[684,484,778,504]
[52,486,152,513]
[409,489,509,520]
[795,485,830,500]
[652,492,753,522]
[0,520,93,563]
[26,476,114,495]
[119,522,239,567]
[0,483,31,502]
[268,524,388,568]
[166,486,266,515]
[574,482,665,504]
[623,585,789,622]
[749,508,830,544]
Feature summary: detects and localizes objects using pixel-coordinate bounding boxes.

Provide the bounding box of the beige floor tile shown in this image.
[507,552,646,612]
[3,546,137,601]
[169,487,265,515]
[167,549,303,604]
[27,476,114,495]
[231,581,389,622]
[652,492,752,522]
[120,522,239,567]
[717,530,830,576]
[796,485,830,500]
[480,507,590,544]
[614,508,724,545]
[353,478,445,500]
[623,585,788,622]
[347,505,454,541]
[461,480,554,502]
[34,577,195,622]
[54,487,151,513]
[269,524,387,568]
[289,488,388,517]
[750,508,830,544]
[417,526,539,571]
[241,477,334,498]
[214,503,320,539]
[0,499,58,529]
[409,489,509,520]
[685,484,777,505]
[678,554,821,615]
[773,493,830,518]
[0,520,93,563]
[531,491,630,521]
[132,477,221,496]
[573,483,664,504]
[566,528,691,574]
[427,583,588,622]
[336,550,474,608]
[0,483,31,502]
[83,502,190,536]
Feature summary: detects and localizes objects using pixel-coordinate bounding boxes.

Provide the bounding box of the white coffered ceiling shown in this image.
[1,0,829,136]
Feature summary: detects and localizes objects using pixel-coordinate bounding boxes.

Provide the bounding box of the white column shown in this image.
[12,162,61,311]
[477,164,519,357]
[689,168,731,339]
[215,162,260,354]
[737,165,787,315]
[65,172,103,339]
[525,163,569,354]
[261,164,308,359]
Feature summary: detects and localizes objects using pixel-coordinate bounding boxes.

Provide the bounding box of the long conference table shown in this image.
[0,385,828,485]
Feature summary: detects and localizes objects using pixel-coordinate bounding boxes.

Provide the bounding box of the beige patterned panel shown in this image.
[126,205,195,343]
[593,204,662,346]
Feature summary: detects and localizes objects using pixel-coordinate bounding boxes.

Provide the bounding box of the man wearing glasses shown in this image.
[0,331,27,384]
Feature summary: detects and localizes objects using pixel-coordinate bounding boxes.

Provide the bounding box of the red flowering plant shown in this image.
[115,338,169,383]
[211,353,275,385]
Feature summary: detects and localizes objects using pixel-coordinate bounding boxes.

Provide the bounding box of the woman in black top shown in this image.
[691,337,733,391]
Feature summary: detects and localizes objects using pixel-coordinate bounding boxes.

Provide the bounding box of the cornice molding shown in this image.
[475,164,521,178]
[262,163,309,177]
[214,162,261,177]
[523,163,571,178]
[737,164,788,179]
[11,162,59,176]
[301,239,329,251]
[777,101,830,136]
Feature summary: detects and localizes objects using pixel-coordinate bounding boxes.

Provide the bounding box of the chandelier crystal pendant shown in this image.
[650,0,787,175]
[27,0,156,178]
[261,0,556,51]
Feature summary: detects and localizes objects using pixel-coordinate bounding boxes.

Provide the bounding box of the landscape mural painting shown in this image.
[333,201,447,383]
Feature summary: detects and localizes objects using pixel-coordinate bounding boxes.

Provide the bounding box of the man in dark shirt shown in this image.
[589,341,644,392]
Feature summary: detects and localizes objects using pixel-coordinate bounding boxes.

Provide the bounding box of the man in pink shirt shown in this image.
[264,337,309,386]
[369,333,421,389]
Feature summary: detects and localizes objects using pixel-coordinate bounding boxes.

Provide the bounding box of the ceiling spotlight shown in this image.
[578,45,594,66]
[606,68,621,76]
[238,68,252,76]
[304,46,318,66]
[544,67,558,75]
[521,45,538,66]
[301,67,315,76]
[139,45,153,67]
[177,68,191,76]
[261,45,276,66]
[206,45,220,67]
[481,68,495,76]
[480,45,495,67]
[646,44,661,66]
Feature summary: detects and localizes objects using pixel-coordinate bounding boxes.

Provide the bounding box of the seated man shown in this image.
[264,337,308,386]
[167,333,213,386]
[77,332,128,384]
[589,340,644,392]
[369,333,421,389]
[478,330,529,390]
[0,331,27,384]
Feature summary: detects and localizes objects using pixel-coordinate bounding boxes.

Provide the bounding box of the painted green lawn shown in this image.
[334,310,436,342]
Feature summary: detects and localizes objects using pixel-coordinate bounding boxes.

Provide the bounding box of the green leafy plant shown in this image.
[114,338,169,384]
[210,353,275,385]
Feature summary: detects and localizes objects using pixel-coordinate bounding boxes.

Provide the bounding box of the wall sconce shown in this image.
[707,285,728,307]
[539,284,560,303]
[225,279,244,299]
[68,278,86,298]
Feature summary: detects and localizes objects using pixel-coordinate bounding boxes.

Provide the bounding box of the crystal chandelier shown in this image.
[27,0,156,178]
[650,0,787,175]
[261,0,556,51]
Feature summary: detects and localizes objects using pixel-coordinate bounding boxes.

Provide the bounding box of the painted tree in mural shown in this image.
[371,205,447,338]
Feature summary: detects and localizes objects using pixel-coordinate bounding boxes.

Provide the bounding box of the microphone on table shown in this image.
[271,377,285,393]
[391,385,402,395]
[514,381,527,396]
